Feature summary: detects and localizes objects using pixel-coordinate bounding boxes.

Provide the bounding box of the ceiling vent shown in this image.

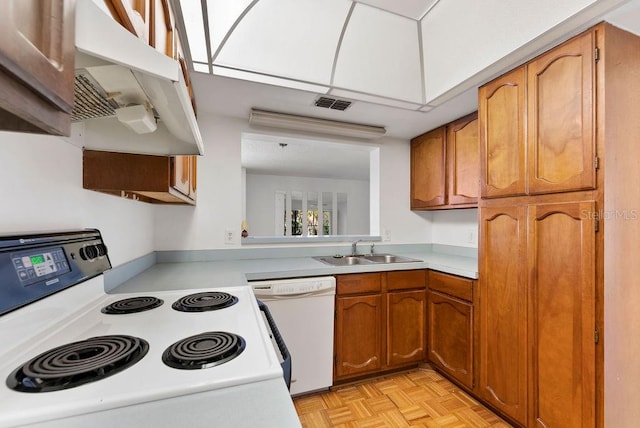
[314,96,352,111]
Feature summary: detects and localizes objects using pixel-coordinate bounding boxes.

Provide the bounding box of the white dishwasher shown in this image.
[251,276,335,396]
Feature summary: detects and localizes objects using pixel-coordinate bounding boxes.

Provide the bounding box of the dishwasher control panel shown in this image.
[251,277,335,296]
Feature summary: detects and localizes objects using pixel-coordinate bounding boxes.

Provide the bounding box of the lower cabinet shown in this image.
[427,270,476,390]
[479,200,597,427]
[387,290,426,367]
[334,293,383,378]
[334,270,426,382]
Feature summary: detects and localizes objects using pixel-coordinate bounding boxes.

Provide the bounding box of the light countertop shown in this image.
[110,246,477,294]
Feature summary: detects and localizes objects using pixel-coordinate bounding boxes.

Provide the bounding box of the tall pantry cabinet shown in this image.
[478,23,640,428]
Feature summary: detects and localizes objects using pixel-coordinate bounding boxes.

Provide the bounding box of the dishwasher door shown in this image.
[251,277,335,396]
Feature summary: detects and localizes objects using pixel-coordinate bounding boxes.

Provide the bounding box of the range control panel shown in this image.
[0,229,112,315]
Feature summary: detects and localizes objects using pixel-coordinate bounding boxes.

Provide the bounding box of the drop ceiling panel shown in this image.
[420,0,609,103]
[179,0,208,62]
[207,0,255,54]
[356,0,439,20]
[333,4,423,104]
[214,0,351,85]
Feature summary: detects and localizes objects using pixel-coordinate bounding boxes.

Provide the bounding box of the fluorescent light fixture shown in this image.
[249,109,386,140]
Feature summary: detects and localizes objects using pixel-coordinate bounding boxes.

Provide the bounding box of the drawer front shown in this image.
[428,270,473,302]
[387,269,426,291]
[336,273,381,296]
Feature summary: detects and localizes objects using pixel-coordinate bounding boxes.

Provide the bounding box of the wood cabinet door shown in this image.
[411,127,446,209]
[528,201,596,428]
[171,155,192,197]
[0,0,75,135]
[0,0,75,113]
[479,205,528,425]
[479,67,527,198]
[334,294,383,379]
[527,31,596,195]
[427,290,473,389]
[387,290,426,367]
[447,112,479,205]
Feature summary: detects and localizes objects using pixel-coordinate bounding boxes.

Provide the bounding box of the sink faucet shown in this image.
[351,239,362,255]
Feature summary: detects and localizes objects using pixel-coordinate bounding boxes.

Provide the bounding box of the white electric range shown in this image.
[0,230,298,428]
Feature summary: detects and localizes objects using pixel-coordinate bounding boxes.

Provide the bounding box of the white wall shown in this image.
[0,131,155,267]
[154,113,433,249]
[431,209,478,248]
[245,173,370,236]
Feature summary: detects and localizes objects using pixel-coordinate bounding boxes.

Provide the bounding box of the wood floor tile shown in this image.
[293,368,511,427]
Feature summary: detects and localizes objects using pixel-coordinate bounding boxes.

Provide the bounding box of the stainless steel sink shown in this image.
[314,253,422,266]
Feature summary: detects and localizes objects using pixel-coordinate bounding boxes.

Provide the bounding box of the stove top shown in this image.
[0,280,282,426]
[171,291,238,312]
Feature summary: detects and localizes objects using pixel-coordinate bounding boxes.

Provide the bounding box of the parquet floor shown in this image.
[293,367,512,427]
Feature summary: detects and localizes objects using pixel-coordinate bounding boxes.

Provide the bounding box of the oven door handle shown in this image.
[257,300,292,390]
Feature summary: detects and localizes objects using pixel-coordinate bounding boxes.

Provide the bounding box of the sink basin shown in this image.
[314,254,422,266]
[314,255,373,266]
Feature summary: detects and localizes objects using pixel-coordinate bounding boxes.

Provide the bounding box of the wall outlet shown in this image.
[466,228,476,244]
[383,228,391,242]
[224,229,235,244]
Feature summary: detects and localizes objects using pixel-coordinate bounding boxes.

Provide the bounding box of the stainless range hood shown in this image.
[71,1,203,156]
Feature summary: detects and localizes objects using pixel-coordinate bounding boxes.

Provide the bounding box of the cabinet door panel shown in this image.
[479,67,527,198]
[428,290,473,389]
[447,113,479,205]
[411,127,446,208]
[528,202,596,427]
[0,0,75,113]
[335,294,382,378]
[479,206,528,425]
[527,31,596,194]
[387,290,426,366]
[171,155,191,196]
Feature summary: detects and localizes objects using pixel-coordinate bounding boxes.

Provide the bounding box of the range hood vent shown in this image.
[72,73,118,121]
[72,1,203,156]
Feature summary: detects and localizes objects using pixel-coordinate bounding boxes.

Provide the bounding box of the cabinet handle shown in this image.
[343,356,377,369]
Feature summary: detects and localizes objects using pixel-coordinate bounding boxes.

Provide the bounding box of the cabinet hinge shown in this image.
[594,156,600,170]
[595,328,600,344]
[595,219,600,233]
[594,47,600,62]
[334,355,337,368]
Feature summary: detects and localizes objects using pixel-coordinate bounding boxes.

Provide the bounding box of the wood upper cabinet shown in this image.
[527,31,596,195]
[447,112,480,205]
[479,30,596,199]
[427,271,476,390]
[0,0,76,136]
[528,201,596,427]
[83,150,197,205]
[411,113,479,210]
[411,127,446,208]
[335,294,383,379]
[479,67,527,198]
[478,205,528,425]
[171,155,197,199]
